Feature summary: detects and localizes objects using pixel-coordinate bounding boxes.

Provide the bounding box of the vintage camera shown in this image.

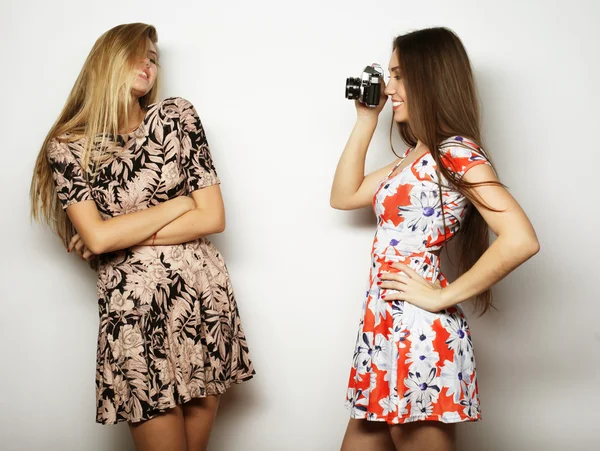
[345,64,384,107]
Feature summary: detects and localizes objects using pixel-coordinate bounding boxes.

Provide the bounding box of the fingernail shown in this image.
[67,248,70,253]
[377,273,382,277]
[376,281,382,285]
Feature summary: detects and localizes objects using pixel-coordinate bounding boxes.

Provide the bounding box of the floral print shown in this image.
[346,136,490,424]
[47,97,254,424]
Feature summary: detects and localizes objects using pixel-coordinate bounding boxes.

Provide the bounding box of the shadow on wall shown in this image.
[331,205,377,231]
[103,425,135,451]
[208,383,260,450]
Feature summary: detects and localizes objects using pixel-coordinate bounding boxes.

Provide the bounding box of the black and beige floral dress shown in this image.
[47,97,255,424]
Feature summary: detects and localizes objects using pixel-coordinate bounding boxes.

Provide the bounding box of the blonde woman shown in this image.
[30,23,254,451]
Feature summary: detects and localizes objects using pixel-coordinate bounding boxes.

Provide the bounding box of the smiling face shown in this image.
[384,51,408,123]
[131,38,158,99]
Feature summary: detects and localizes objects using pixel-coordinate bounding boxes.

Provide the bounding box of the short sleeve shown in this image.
[177,98,220,192]
[46,138,93,210]
[439,136,491,178]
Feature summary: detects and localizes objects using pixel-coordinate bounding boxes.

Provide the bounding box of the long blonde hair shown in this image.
[30,23,159,248]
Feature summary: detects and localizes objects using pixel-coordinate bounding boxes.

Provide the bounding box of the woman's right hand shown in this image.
[355,79,388,119]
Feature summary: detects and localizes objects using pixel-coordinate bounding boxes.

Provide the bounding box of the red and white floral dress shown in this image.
[346,136,490,424]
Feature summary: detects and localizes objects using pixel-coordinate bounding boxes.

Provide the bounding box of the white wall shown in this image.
[1,0,598,450]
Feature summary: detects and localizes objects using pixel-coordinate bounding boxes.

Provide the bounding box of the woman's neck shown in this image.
[413,140,426,152]
[121,97,145,134]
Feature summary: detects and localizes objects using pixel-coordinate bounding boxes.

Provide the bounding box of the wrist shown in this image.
[439,285,459,310]
[356,115,379,126]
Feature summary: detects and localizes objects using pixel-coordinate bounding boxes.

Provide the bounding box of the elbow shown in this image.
[330,190,362,210]
[330,196,350,210]
[330,199,342,210]
[527,236,541,258]
[520,231,540,259]
[82,227,112,255]
[71,220,112,254]
[214,216,226,234]
[85,237,108,255]
[329,192,342,210]
[508,234,540,261]
[209,210,226,234]
[191,207,225,237]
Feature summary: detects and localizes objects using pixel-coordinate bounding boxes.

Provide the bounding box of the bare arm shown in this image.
[330,80,396,210]
[380,164,539,311]
[73,185,224,256]
[138,185,225,245]
[437,164,540,307]
[330,116,400,210]
[66,195,196,255]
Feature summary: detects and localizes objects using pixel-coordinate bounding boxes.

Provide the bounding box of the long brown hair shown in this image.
[393,27,501,314]
[30,23,159,250]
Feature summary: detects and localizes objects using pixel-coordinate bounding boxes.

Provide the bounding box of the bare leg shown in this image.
[129,406,187,451]
[389,422,455,451]
[182,396,220,451]
[340,418,396,451]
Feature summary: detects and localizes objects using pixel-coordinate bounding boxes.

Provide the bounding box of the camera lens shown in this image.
[345,77,361,100]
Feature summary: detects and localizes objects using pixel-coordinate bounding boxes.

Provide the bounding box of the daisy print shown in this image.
[402,302,437,331]
[379,394,395,417]
[394,387,409,418]
[410,396,435,420]
[440,353,473,403]
[353,332,375,375]
[412,154,437,180]
[404,368,441,406]
[459,383,480,419]
[349,388,369,414]
[445,314,473,356]
[399,188,442,236]
[440,139,487,176]
[391,305,409,350]
[372,333,393,373]
[346,387,359,409]
[378,179,402,202]
[406,340,440,372]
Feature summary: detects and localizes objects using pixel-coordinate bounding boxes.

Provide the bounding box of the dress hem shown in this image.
[348,408,481,425]
[96,373,255,425]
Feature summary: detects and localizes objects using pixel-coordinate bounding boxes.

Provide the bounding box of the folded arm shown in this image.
[138,185,225,245]
[66,195,196,255]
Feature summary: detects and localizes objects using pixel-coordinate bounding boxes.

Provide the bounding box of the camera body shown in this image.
[345,64,384,108]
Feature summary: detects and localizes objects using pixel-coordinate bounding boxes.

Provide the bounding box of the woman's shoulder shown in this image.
[155,97,197,114]
[438,135,490,176]
[439,135,485,158]
[439,135,481,151]
[47,133,85,160]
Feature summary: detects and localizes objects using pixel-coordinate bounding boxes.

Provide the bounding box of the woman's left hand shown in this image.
[69,233,97,261]
[377,263,445,313]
